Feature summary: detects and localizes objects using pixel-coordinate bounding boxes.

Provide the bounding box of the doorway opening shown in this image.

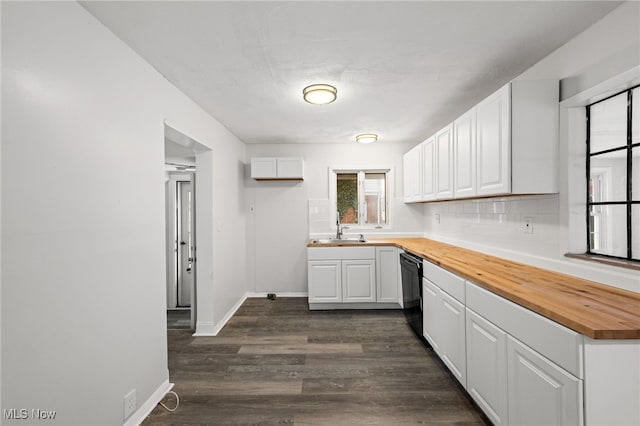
[164,123,211,332]
[165,173,195,328]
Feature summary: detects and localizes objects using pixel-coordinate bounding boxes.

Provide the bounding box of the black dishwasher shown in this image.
[400,251,426,343]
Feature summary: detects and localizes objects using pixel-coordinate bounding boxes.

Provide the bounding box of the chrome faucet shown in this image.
[336,211,348,239]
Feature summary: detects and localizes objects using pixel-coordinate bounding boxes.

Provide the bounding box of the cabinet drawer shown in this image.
[423,260,465,303]
[308,247,375,261]
[466,281,583,378]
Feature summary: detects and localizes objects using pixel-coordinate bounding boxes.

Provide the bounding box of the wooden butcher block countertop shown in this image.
[307,237,640,339]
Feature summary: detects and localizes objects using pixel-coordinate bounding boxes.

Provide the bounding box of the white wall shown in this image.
[1,2,246,425]
[0,0,3,414]
[423,1,640,293]
[245,142,424,294]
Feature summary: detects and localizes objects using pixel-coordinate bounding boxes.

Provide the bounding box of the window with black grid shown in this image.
[586,85,639,261]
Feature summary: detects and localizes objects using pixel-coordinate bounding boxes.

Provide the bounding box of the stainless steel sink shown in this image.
[310,237,368,244]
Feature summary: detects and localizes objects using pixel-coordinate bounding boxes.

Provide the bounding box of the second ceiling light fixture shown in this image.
[302,83,378,144]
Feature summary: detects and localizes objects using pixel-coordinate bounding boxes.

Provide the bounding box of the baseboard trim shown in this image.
[192,292,309,338]
[246,292,308,298]
[309,302,401,310]
[193,293,249,337]
[124,379,173,426]
[193,320,216,336]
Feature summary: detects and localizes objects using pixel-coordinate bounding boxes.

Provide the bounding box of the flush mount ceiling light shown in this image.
[303,84,337,105]
[355,133,378,144]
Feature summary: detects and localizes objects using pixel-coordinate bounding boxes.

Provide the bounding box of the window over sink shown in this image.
[330,167,390,228]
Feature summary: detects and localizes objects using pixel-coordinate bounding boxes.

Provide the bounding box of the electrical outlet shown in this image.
[522,217,533,234]
[435,213,441,224]
[123,389,136,420]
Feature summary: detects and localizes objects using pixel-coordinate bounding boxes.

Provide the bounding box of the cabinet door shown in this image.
[435,124,454,199]
[454,109,477,198]
[476,84,511,196]
[403,144,423,202]
[342,260,376,303]
[507,336,583,426]
[375,247,399,304]
[308,260,342,303]
[466,308,508,426]
[276,157,303,178]
[439,289,466,387]
[251,157,277,179]
[422,136,436,200]
[422,278,441,352]
[403,151,412,202]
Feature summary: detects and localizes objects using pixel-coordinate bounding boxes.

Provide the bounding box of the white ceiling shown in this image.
[82,1,620,146]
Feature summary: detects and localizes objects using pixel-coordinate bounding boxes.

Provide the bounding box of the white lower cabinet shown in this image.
[421,265,584,425]
[438,289,466,387]
[463,282,584,426]
[507,335,583,426]
[308,246,401,309]
[466,308,508,426]
[422,278,441,351]
[376,246,401,303]
[342,260,376,303]
[308,260,342,303]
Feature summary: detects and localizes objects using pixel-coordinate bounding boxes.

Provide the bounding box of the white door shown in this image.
[436,124,454,199]
[507,335,583,426]
[466,308,508,425]
[177,181,194,307]
[342,260,376,303]
[454,108,477,198]
[308,260,342,303]
[477,84,511,196]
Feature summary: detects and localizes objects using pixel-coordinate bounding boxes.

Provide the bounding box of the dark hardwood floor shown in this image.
[144,297,489,425]
[167,309,191,329]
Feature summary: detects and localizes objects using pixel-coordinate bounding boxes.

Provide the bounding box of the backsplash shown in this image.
[309,198,425,237]
[423,194,561,259]
[308,199,332,235]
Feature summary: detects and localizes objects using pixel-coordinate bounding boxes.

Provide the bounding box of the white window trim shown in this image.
[328,166,394,231]
[560,65,640,257]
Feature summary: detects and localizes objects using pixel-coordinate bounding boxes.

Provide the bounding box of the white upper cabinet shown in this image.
[435,124,454,199]
[251,157,277,179]
[251,157,304,180]
[422,136,436,201]
[477,80,559,196]
[476,85,511,196]
[403,143,423,202]
[510,80,559,194]
[454,108,477,198]
[276,157,304,179]
[403,79,558,203]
